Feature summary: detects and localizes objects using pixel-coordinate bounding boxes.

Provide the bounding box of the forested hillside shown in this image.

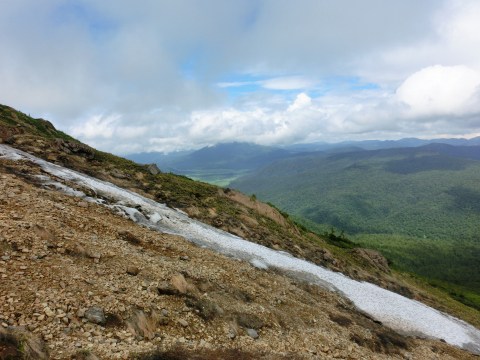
[232,145,480,299]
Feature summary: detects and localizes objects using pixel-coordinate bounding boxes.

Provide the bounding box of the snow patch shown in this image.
[250,258,269,270]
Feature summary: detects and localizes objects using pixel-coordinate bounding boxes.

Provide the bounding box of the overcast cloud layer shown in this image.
[1,0,480,153]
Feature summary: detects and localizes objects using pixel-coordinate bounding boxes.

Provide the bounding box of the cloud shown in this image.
[70,113,148,152]
[261,76,314,90]
[1,0,480,153]
[287,93,312,111]
[71,114,118,139]
[396,65,480,116]
[359,0,480,83]
[217,76,314,91]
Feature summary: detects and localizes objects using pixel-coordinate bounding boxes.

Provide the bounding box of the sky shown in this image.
[1,0,480,154]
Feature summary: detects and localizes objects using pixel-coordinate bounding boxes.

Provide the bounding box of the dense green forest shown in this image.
[232,145,480,299]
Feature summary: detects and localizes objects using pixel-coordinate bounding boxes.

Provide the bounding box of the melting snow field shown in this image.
[1,144,479,354]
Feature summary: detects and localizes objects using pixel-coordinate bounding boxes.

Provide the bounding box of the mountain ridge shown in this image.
[126,138,480,186]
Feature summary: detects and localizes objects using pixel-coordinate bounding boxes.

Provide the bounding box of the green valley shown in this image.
[232,145,480,301]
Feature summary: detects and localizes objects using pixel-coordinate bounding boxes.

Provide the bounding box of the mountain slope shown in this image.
[4,149,480,359]
[231,145,480,296]
[1,103,480,358]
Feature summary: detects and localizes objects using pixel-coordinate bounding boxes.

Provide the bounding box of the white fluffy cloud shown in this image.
[396,65,480,116]
[287,93,312,112]
[1,0,480,153]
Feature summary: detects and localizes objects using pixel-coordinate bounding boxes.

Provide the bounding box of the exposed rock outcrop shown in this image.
[352,248,390,273]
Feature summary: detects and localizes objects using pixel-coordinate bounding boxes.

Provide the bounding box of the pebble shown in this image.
[85,307,106,325]
[126,266,140,276]
[178,319,188,328]
[246,328,259,339]
[44,307,55,317]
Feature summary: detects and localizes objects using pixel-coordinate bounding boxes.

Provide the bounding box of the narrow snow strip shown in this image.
[1,144,479,354]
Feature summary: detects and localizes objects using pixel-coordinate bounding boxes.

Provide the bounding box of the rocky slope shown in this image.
[0,104,479,359]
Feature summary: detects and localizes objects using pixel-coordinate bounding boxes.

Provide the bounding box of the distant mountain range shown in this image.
[284,136,480,152]
[126,142,292,185]
[126,137,480,185]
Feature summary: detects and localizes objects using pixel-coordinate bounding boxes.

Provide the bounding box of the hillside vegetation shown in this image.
[232,146,480,300]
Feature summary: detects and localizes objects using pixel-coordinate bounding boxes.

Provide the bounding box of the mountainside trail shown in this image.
[1,144,479,359]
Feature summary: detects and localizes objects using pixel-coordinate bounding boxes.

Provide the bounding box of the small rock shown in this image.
[235,313,264,330]
[170,274,188,294]
[146,163,161,175]
[158,317,169,325]
[246,328,259,339]
[178,319,188,328]
[185,297,222,321]
[126,266,140,276]
[157,282,177,296]
[85,307,106,325]
[77,309,86,318]
[44,307,55,317]
[86,251,101,260]
[118,231,142,245]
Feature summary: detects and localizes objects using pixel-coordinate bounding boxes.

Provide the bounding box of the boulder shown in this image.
[146,163,161,175]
